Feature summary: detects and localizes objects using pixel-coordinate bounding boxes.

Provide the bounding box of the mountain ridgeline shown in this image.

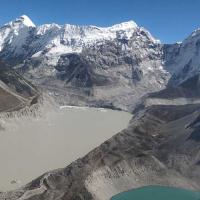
[0,15,200,200]
[1,16,200,111]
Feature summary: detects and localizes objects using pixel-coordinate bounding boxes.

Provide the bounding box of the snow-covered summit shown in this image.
[35,19,139,43]
[106,20,137,31]
[17,15,36,27]
[0,15,36,52]
[5,15,36,28]
[0,15,161,68]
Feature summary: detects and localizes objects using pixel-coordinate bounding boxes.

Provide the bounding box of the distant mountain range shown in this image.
[0,15,200,200]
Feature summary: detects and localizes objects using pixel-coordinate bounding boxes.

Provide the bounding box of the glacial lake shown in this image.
[111,186,200,200]
[0,106,132,191]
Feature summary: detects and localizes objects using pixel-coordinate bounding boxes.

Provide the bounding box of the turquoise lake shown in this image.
[111,186,200,200]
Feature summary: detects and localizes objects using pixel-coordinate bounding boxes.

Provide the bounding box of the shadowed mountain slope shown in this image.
[0,61,39,113]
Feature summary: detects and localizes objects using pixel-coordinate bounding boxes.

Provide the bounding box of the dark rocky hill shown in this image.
[0,61,39,113]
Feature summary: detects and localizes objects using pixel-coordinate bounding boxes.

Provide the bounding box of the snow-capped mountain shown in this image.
[0,15,168,111]
[0,15,200,111]
[1,15,137,58]
[0,15,35,54]
[0,15,158,63]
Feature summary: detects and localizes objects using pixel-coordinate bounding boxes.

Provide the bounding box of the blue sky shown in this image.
[0,0,200,43]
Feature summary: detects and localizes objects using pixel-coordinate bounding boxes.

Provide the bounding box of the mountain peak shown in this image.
[16,15,36,27]
[108,20,137,31]
[4,15,35,28]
